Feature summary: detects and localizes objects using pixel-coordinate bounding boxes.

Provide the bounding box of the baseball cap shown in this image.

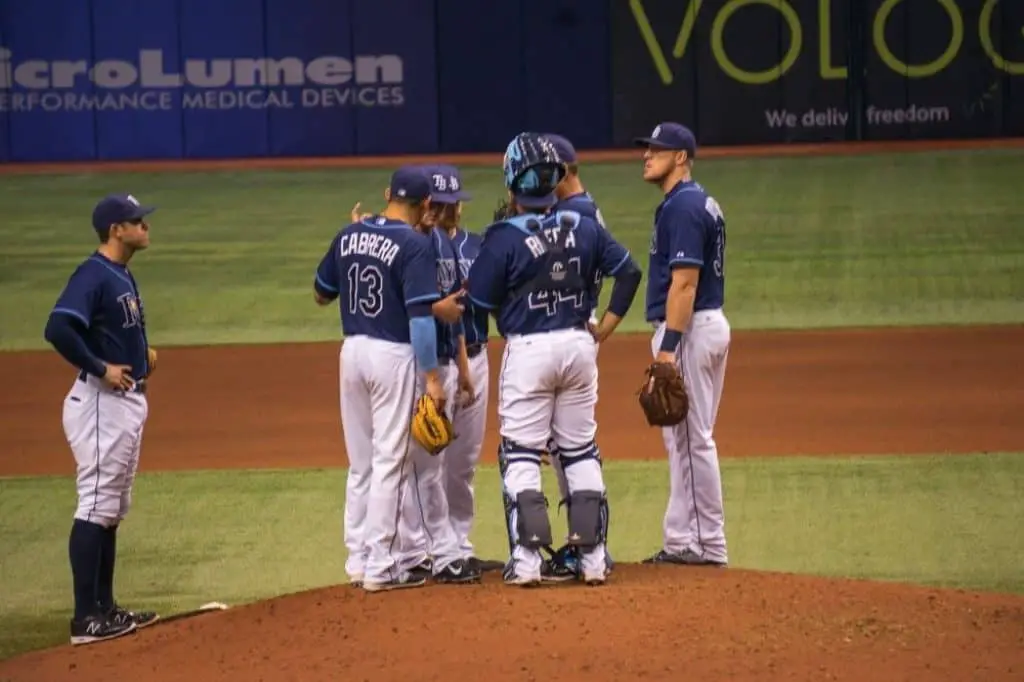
[91,193,156,232]
[388,165,432,202]
[503,132,566,210]
[427,164,471,204]
[633,122,697,158]
[545,133,577,163]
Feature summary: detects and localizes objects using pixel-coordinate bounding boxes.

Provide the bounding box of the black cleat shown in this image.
[70,614,137,646]
[107,604,160,630]
[642,549,727,567]
[434,558,482,584]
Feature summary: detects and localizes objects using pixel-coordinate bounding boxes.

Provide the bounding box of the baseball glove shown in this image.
[410,395,455,455]
[493,198,515,222]
[637,362,688,427]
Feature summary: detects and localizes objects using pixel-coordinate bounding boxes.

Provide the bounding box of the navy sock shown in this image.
[68,519,106,621]
[96,524,118,612]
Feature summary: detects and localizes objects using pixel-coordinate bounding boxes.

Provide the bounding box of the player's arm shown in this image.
[465,226,510,312]
[43,273,129,389]
[657,202,705,362]
[313,234,342,306]
[403,236,446,397]
[592,225,643,342]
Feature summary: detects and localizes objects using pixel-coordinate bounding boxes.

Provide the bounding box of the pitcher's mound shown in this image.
[2,566,1021,682]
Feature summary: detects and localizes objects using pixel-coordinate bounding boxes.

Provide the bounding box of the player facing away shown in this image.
[314,166,448,592]
[393,169,483,586]
[423,163,504,574]
[635,122,731,567]
[43,194,161,645]
[467,133,643,587]
[542,133,617,579]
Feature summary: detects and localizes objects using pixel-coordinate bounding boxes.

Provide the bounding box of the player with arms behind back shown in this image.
[468,133,643,587]
[635,122,731,567]
[314,166,446,593]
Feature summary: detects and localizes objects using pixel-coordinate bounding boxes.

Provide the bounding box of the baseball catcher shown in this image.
[638,361,689,427]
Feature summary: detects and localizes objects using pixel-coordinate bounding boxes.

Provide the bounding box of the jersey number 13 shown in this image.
[347,263,384,317]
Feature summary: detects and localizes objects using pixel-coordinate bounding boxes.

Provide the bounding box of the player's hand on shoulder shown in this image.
[432,289,466,323]
[350,202,372,223]
[102,363,136,391]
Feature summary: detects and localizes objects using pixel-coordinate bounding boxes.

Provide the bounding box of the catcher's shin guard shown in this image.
[556,441,609,550]
[498,437,550,553]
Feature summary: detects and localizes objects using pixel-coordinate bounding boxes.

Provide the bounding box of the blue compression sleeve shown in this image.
[607,258,643,318]
[409,315,439,372]
[44,314,106,377]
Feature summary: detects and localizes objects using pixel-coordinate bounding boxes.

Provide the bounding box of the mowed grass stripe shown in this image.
[1,149,1022,350]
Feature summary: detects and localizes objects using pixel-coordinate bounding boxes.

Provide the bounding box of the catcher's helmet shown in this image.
[502,132,567,209]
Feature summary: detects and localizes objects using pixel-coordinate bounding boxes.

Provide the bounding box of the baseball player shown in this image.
[425,164,505,574]
[467,133,643,587]
[43,193,160,645]
[393,167,483,586]
[634,122,731,567]
[314,166,449,592]
[542,133,617,579]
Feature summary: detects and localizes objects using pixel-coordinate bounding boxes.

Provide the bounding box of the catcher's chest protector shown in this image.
[511,214,586,302]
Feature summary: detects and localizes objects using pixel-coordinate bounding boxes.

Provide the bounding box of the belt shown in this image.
[78,369,148,394]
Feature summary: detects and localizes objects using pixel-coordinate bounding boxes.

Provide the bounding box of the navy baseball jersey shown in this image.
[315,216,440,343]
[468,211,631,337]
[430,227,463,359]
[554,192,606,229]
[452,228,489,346]
[50,252,150,379]
[645,181,726,321]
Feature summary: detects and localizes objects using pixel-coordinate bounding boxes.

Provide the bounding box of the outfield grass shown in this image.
[1,149,1023,350]
[1,452,1021,660]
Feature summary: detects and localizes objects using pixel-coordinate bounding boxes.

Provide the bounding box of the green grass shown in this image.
[1,452,1022,660]
[1,148,1023,350]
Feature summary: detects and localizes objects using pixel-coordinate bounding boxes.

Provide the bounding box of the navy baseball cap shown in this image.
[633,122,697,158]
[388,165,432,202]
[503,132,566,210]
[91,193,156,232]
[545,133,577,163]
[427,164,471,204]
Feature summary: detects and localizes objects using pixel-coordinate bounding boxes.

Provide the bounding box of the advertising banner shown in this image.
[351,0,437,155]
[1,0,98,161]
[863,0,1012,140]
[613,0,1024,146]
[0,11,8,162]
[0,0,438,161]
[612,0,851,146]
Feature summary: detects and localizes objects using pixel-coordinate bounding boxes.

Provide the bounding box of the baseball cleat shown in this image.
[583,572,607,586]
[70,614,137,646]
[502,559,542,587]
[540,559,577,583]
[362,573,428,593]
[434,558,482,584]
[642,549,727,567]
[107,604,160,629]
[408,558,433,582]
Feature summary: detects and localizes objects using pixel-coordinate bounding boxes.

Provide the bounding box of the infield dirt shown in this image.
[1,141,1023,681]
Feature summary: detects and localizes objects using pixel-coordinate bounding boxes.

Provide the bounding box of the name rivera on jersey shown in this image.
[525,227,575,258]
[339,231,400,266]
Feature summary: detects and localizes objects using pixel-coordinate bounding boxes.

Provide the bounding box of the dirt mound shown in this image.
[2,566,1021,682]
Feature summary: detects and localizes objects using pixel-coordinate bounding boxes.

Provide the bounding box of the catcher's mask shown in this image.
[503,133,566,210]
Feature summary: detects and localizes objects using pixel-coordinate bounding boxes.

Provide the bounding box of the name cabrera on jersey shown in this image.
[467,211,631,337]
[315,217,439,343]
[645,180,726,321]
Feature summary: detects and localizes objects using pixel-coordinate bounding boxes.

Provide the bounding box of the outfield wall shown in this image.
[0,0,1021,163]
